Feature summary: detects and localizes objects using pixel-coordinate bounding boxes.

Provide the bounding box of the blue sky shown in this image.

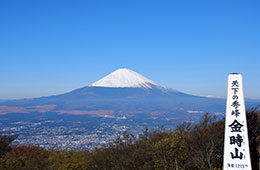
[0,0,260,99]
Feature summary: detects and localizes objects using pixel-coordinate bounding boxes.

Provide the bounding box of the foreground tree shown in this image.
[0,146,49,170]
[175,113,224,170]
[0,133,18,157]
[246,107,260,170]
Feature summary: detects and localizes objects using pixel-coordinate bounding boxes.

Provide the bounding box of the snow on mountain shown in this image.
[89,68,162,88]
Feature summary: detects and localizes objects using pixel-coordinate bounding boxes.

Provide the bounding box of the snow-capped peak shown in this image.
[89,68,162,88]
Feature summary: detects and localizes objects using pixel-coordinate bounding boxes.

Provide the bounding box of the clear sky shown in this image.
[0,0,260,99]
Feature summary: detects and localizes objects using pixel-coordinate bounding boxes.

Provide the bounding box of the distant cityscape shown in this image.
[0,113,192,150]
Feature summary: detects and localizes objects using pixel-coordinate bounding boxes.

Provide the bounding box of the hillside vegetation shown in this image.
[1,109,260,170]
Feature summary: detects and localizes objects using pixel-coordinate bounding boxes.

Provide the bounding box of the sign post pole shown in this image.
[223,73,252,170]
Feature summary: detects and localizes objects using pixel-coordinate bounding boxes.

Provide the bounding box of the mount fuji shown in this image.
[0,68,228,117]
[1,68,259,117]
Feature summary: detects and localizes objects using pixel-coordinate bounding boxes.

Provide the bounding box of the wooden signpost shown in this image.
[223,73,252,170]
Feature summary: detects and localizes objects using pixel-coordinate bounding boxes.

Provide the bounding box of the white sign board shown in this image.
[223,73,252,170]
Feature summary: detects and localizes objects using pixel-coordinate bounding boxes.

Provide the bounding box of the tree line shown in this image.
[0,108,259,170]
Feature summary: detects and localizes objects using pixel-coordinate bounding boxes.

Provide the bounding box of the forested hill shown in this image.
[1,109,260,170]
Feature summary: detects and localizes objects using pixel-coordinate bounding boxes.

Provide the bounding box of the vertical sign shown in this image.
[223,73,252,170]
